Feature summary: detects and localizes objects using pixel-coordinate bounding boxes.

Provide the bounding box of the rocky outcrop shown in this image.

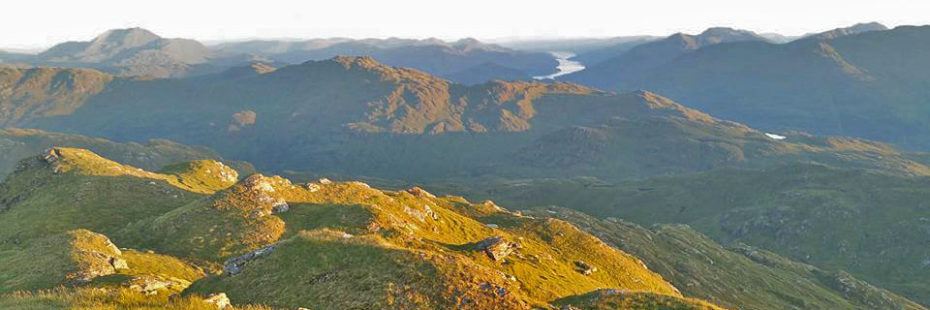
[204,292,231,309]
[126,275,191,295]
[406,186,436,198]
[474,236,519,261]
[223,245,276,275]
[574,260,597,275]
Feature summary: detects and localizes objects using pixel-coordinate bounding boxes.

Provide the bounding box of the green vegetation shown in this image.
[554,290,724,310]
[0,287,271,310]
[0,127,237,178]
[451,163,930,306]
[570,25,930,150]
[9,56,924,183]
[526,207,925,310]
[1,148,725,309]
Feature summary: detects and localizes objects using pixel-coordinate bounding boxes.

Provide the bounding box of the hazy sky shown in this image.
[3,0,928,49]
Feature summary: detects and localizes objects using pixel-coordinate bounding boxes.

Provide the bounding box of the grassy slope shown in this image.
[529,207,925,310]
[0,148,713,309]
[0,147,238,247]
[0,127,243,178]
[450,163,930,306]
[143,173,682,308]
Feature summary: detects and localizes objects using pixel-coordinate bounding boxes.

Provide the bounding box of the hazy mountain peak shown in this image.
[91,27,161,46]
[808,22,889,40]
[330,55,382,69]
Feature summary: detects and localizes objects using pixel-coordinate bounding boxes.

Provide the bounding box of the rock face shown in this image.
[474,236,519,261]
[223,245,276,275]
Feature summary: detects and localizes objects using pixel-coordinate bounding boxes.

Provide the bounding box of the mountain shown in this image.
[0,51,32,64]
[530,208,925,310]
[0,147,729,309]
[564,27,769,87]
[0,148,923,309]
[6,57,930,182]
[566,25,930,149]
[213,37,559,83]
[33,28,216,78]
[569,37,664,67]
[495,36,658,55]
[805,22,888,40]
[444,62,531,85]
[7,28,261,78]
[758,32,800,43]
[446,163,930,306]
[0,67,113,126]
[0,127,239,178]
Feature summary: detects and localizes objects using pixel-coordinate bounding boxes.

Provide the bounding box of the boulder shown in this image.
[474,236,519,261]
[223,245,276,275]
[204,293,231,309]
[574,260,597,275]
[271,200,289,214]
[109,257,129,270]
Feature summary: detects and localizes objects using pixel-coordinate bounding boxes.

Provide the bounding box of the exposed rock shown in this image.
[318,178,332,184]
[43,148,64,173]
[204,293,231,309]
[70,251,119,283]
[479,282,508,297]
[126,275,190,295]
[243,174,275,193]
[403,204,438,222]
[406,186,436,198]
[271,200,289,214]
[306,183,321,192]
[223,245,276,275]
[574,260,597,275]
[109,257,129,270]
[474,236,519,261]
[486,223,499,229]
[248,208,270,219]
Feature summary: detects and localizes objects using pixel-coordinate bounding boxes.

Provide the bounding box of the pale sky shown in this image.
[2,0,928,50]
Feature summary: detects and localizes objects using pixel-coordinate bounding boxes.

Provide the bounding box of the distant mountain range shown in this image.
[0,28,559,84]
[3,56,927,183]
[562,23,930,150]
[6,23,930,309]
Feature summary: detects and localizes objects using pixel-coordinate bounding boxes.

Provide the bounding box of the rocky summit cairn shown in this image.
[474,236,519,261]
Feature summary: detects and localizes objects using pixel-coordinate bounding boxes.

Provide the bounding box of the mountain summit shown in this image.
[29,28,214,77]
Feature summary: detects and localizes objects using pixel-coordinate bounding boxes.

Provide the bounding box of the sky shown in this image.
[2,0,928,50]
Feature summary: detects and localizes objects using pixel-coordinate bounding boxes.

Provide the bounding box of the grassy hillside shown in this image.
[0,147,237,247]
[0,148,734,309]
[527,207,925,310]
[449,163,930,306]
[0,127,238,178]
[0,67,112,127]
